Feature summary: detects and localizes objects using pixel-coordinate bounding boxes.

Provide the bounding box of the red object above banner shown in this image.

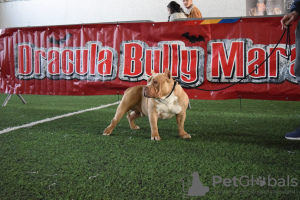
[0,17,299,100]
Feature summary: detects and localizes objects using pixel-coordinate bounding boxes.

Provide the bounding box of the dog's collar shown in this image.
[165,80,177,99]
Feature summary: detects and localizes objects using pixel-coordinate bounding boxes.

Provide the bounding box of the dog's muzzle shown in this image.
[143,87,149,98]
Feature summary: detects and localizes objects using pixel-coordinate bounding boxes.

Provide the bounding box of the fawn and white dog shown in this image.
[103,69,191,140]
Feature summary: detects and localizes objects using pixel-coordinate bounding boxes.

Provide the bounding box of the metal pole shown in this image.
[2,94,12,107]
[2,94,27,107]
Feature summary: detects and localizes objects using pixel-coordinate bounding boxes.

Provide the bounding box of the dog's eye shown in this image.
[153,80,158,84]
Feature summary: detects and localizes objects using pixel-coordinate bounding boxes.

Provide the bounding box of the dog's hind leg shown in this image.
[103,86,143,136]
[103,101,130,135]
[127,111,141,130]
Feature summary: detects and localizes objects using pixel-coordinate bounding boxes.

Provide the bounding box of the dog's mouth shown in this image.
[143,91,148,98]
[144,93,160,100]
[143,86,162,99]
[143,88,149,98]
[143,87,157,99]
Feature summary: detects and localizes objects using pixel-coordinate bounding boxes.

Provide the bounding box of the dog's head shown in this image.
[143,69,174,99]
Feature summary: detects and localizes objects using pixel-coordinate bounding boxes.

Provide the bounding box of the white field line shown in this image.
[0,101,119,135]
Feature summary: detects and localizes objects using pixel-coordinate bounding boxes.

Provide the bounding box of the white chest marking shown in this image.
[155,93,182,119]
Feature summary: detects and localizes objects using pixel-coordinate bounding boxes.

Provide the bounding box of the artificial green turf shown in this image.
[0,94,119,130]
[1,94,300,199]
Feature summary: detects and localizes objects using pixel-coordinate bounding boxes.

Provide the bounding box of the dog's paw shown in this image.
[180,134,191,139]
[103,128,112,136]
[151,136,161,141]
[131,125,140,130]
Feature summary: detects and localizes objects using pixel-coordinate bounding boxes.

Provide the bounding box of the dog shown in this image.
[103,69,191,140]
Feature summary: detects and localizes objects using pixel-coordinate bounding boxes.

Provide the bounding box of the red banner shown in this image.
[0,16,299,100]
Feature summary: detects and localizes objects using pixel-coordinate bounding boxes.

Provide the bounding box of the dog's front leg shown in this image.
[149,110,161,141]
[176,112,191,139]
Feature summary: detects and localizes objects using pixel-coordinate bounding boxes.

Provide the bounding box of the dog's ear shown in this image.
[164,69,172,79]
[151,70,156,75]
